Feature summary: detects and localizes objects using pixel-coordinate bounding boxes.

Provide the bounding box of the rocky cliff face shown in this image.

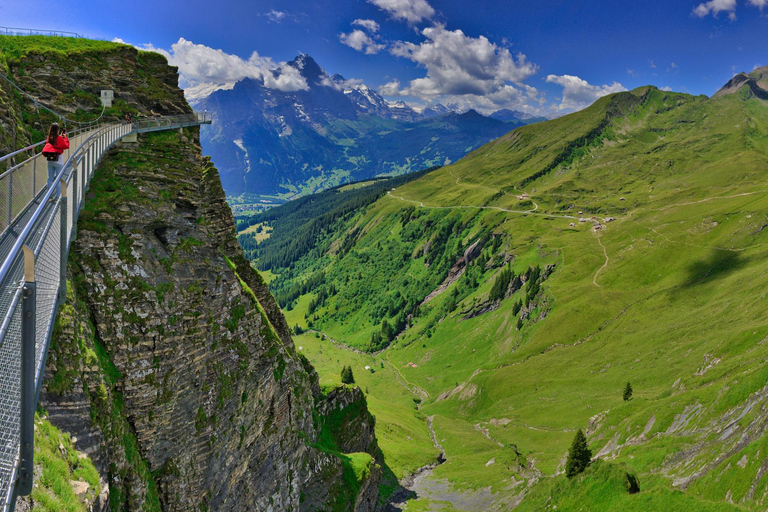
[0,37,380,511]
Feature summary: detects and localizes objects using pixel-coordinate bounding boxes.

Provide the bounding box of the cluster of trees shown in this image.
[273,271,325,309]
[237,167,441,271]
[306,283,338,316]
[524,265,543,306]
[367,316,408,352]
[488,264,545,308]
[340,365,355,385]
[489,265,523,302]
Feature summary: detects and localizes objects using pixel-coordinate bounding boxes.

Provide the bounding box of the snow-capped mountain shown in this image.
[195,54,516,197]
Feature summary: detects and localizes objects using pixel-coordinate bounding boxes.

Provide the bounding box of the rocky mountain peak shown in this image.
[713,66,768,100]
[286,53,328,86]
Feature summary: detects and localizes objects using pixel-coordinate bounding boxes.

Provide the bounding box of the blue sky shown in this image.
[2,0,767,114]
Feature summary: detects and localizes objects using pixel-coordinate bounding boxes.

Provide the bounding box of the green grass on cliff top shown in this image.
[0,35,127,65]
[269,87,768,510]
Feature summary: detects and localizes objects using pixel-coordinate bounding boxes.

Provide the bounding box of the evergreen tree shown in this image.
[565,429,592,478]
[490,266,513,301]
[381,319,394,341]
[341,365,355,385]
[623,382,633,401]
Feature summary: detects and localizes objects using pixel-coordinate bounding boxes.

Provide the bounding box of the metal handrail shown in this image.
[0,124,102,167]
[0,123,114,289]
[0,112,211,512]
[0,27,81,38]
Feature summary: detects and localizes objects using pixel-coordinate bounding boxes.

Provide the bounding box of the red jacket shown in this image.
[42,135,70,155]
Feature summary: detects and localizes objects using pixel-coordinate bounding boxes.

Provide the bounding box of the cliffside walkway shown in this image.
[0,112,212,511]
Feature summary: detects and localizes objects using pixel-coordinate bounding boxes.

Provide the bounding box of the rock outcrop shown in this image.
[1,37,379,511]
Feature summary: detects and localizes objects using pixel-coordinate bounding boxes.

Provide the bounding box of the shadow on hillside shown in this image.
[682,249,747,288]
[379,457,417,511]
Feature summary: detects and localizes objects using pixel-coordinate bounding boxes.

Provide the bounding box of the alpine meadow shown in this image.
[239,71,768,510]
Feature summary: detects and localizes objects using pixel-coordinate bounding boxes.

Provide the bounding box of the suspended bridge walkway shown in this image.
[0,112,212,511]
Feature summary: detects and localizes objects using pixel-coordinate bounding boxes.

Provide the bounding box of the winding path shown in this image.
[593,233,609,287]
[387,192,574,220]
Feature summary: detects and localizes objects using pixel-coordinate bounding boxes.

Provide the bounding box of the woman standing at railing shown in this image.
[41,122,69,200]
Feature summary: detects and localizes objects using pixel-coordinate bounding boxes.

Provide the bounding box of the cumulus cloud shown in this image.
[438,83,543,114]
[340,29,386,54]
[546,75,626,112]
[660,85,673,91]
[693,0,737,19]
[140,38,308,100]
[749,0,768,7]
[352,19,380,32]
[379,79,403,96]
[369,0,435,24]
[388,24,537,100]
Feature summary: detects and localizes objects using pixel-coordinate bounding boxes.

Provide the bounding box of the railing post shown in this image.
[59,181,68,304]
[84,146,90,184]
[18,245,36,496]
[32,157,36,196]
[7,168,12,227]
[72,161,78,218]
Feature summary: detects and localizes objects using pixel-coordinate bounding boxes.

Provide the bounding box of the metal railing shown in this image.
[0,27,82,38]
[0,112,211,512]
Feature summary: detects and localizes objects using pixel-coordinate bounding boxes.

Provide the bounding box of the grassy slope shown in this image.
[259,86,768,510]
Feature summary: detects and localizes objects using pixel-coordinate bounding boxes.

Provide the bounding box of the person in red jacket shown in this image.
[41,122,69,199]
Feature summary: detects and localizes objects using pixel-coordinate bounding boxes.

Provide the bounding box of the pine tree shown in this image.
[565,429,592,478]
[489,266,513,301]
[341,365,355,385]
[623,382,633,401]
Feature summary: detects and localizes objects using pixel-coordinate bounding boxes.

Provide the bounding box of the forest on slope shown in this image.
[238,77,768,510]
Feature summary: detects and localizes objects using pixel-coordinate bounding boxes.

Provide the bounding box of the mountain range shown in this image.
[194,54,543,199]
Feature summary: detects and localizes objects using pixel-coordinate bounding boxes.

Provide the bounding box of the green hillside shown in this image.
[244,83,768,510]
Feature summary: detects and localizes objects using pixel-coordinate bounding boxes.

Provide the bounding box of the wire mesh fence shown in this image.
[0,114,210,512]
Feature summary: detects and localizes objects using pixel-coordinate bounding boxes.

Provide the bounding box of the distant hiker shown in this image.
[41,123,69,199]
[125,112,133,123]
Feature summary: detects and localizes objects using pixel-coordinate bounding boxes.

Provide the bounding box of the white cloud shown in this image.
[660,85,673,92]
[748,0,768,8]
[379,79,403,96]
[437,84,543,114]
[340,29,386,54]
[388,24,537,100]
[693,0,737,18]
[140,38,308,100]
[368,0,435,24]
[546,75,626,112]
[266,9,287,22]
[352,19,380,32]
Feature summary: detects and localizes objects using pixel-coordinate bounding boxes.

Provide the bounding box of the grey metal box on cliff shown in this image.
[100,89,114,107]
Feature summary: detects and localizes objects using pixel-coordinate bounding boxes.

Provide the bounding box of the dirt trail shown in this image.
[386,360,430,400]
[593,233,609,287]
[387,191,574,220]
[654,190,767,211]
